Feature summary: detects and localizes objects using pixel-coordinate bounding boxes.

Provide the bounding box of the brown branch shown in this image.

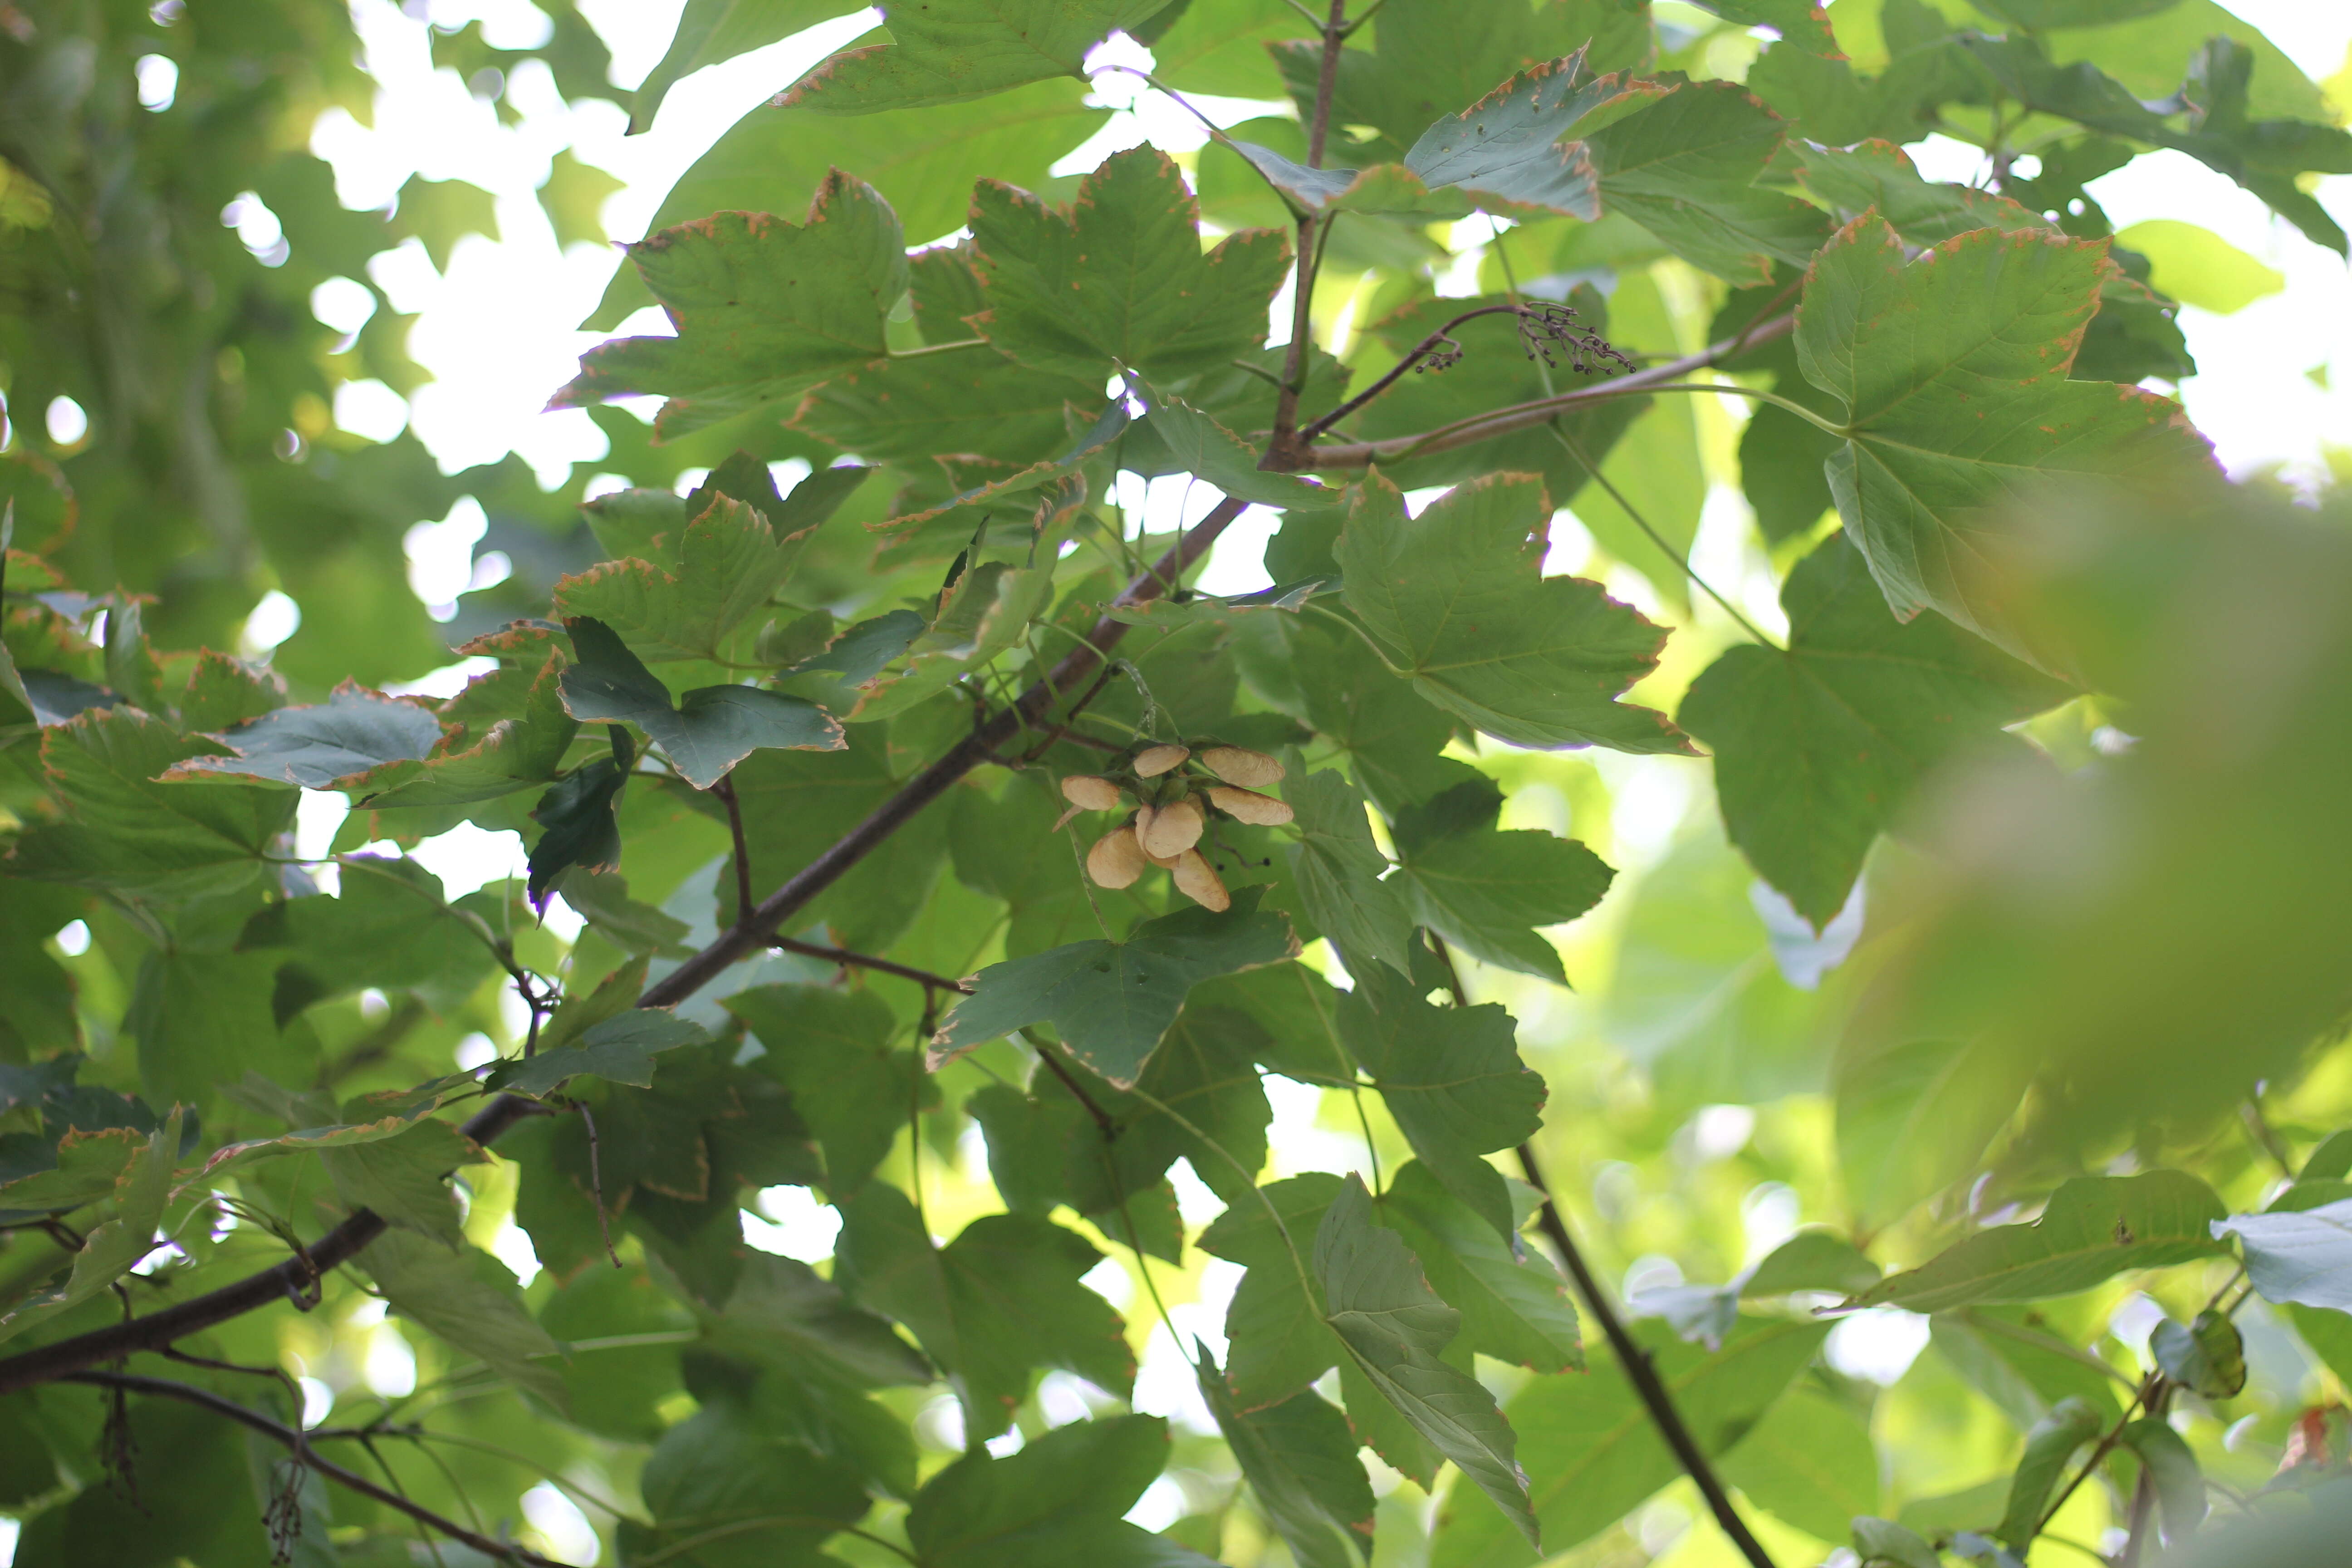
[1424,935,1775,1568]
[1263,0,1349,470]
[1031,1041,1118,1139]
[62,1370,567,1567]
[639,493,1249,1011]
[0,1093,546,1395]
[1515,1142,1780,1568]
[770,937,975,995]
[713,773,755,930]
[1288,311,1796,470]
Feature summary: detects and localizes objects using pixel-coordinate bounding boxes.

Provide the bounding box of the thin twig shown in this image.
[1548,421,1772,646]
[770,937,975,995]
[1516,1142,1779,1568]
[577,1102,619,1269]
[1427,936,1777,1568]
[62,1371,565,1567]
[2036,1378,2155,1537]
[1264,0,1349,468]
[713,773,755,930]
[1031,1039,1119,1140]
[1289,313,1797,470]
[1299,303,1626,441]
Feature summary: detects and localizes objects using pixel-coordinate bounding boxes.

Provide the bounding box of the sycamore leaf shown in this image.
[1198,1350,1377,1568]
[970,147,1291,382]
[725,984,931,1196]
[931,892,1298,1087]
[1126,390,1338,509]
[158,681,443,789]
[1795,214,2214,652]
[872,402,1128,536]
[836,1183,1132,1441]
[1388,782,1615,985]
[794,342,1110,465]
[559,616,842,789]
[906,1413,1222,1568]
[781,0,1170,115]
[319,1117,485,1248]
[1317,1175,1536,1546]
[552,172,906,437]
[7,708,295,897]
[1380,1161,1581,1374]
[553,493,809,665]
[1583,82,1829,285]
[622,1403,873,1565]
[631,0,866,131]
[526,730,632,906]
[1401,51,1663,221]
[1335,471,1684,755]
[1846,1172,2230,1314]
[1433,1316,1828,1568]
[1340,963,1545,1241]
[1686,0,1840,54]
[344,651,578,818]
[1286,767,1417,978]
[1680,534,2069,929]
[0,1112,181,1347]
[0,1126,144,1213]
[367,1229,568,1410]
[485,1010,709,1098]
[1199,1173,1345,1408]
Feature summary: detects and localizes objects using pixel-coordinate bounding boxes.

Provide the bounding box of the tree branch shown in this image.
[0,492,1249,1395]
[1287,312,1797,470]
[1263,0,1349,470]
[1514,1142,1780,1568]
[62,1370,567,1566]
[770,937,975,995]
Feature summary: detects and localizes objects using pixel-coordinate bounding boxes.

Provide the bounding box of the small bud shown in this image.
[1132,743,1191,778]
[1061,774,1123,811]
[1171,848,1230,911]
[1207,784,1293,826]
[1200,745,1284,788]
[1086,825,1149,890]
[1137,795,1205,858]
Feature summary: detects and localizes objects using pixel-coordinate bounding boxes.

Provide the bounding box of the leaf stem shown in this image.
[769,936,975,995]
[713,772,755,930]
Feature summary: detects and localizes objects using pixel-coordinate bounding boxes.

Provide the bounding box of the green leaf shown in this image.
[1836,1031,2032,1231]
[237,854,499,1012]
[1335,470,1684,755]
[319,1116,484,1247]
[1795,213,2213,653]
[1400,51,1662,220]
[366,1227,568,1408]
[931,892,1298,1088]
[389,176,498,270]
[1341,963,1545,1242]
[620,1400,873,1567]
[1390,791,1614,985]
[2114,219,2283,316]
[525,733,632,905]
[343,651,578,820]
[1583,82,1829,285]
[1743,1230,1881,1298]
[157,683,442,789]
[1286,766,1416,977]
[555,867,696,956]
[907,1413,1221,1568]
[1317,1174,1535,1545]
[782,0,1168,114]
[0,1111,179,1346]
[1197,1350,1377,1568]
[1717,1384,1881,1543]
[1995,1396,2102,1551]
[1680,533,2069,928]
[725,984,930,1195]
[725,725,950,949]
[794,342,1109,465]
[1198,1173,1344,1408]
[1686,0,1841,51]
[1854,1517,1944,1568]
[485,1009,709,1097]
[558,616,842,788]
[555,173,906,437]
[0,1125,143,1212]
[1431,1316,1829,1568]
[2214,1197,2352,1312]
[1126,390,1338,509]
[554,492,813,666]
[835,1183,1131,1440]
[1379,1161,1581,1373]
[1848,1172,2231,1314]
[2150,1308,2245,1399]
[2117,1416,2206,1542]
[632,0,866,131]
[970,147,1291,383]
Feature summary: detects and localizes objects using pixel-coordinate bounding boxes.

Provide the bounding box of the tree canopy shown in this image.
[3,1,2352,1566]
